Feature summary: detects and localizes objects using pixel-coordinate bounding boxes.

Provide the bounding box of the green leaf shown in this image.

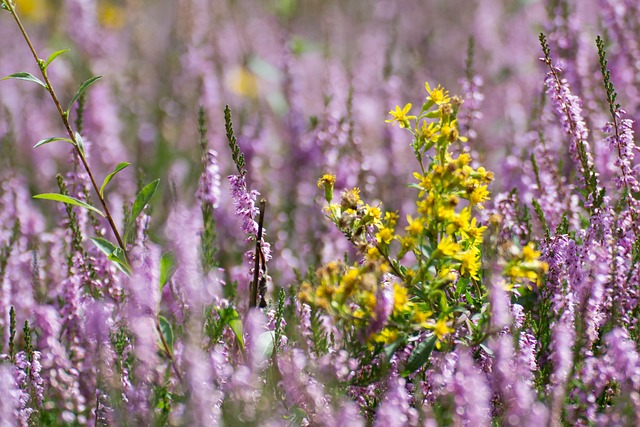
[159,251,176,291]
[158,316,174,354]
[217,307,244,351]
[383,339,405,362]
[66,75,102,115]
[402,335,437,376]
[33,193,105,217]
[125,179,160,244]
[74,132,86,158]
[2,72,47,88]
[100,162,130,197]
[90,237,118,256]
[107,247,131,274]
[33,137,73,148]
[90,237,131,276]
[43,49,70,70]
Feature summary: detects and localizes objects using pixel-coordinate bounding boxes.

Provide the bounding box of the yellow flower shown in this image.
[425,82,451,105]
[405,215,424,235]
[468,184,490,207]
[416,120,437,141]
[456,249,481,280]
[99,2,126,29]
[374,328,399,344]
[386,103,417,128]
[522,242,541,262]
[432,318,454,340]
[392,283,409,315]
[428,318,455,349]
[446,208,471,235]
[338,268,360,299]
[376,227,394,245]
[413,172,433,197]
[228,67,259,98]
[317,173,336,188]
[318,173,336,202]
[460,217,487,245]
[437,235,460,257]
[364,204,383,227]
[385,211,399,227]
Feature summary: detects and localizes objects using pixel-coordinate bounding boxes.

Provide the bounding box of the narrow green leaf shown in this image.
[158,316,174,354]
[100,162,130,197]
[383,339,404,362]
[227,313,244,351]
[33,193,105,217]
[43,49,70,70]
[217,308,244,350]
[66,75,102,115]
[2,72,47,88]
[33,137,73,148]
[74,132,86,158]
[90,237,118,256]
[159,251,176,291]
[402,335,437,376]
[125,179,160,243]
[90,237,131,276]
[107,247,132,276]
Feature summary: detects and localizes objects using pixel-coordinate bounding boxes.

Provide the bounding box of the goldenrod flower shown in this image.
[425,82,451,105]
[318,173,336,202]
[376,227,394,245]
[405,214,424,235]
[386,103,417,128]
[457,249,481,280]
[437,235,460,257]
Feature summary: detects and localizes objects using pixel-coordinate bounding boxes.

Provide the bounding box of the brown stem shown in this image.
[250,199,267,308]
[4,2,128,258]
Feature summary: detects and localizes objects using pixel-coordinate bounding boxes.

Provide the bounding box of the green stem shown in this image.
[4,2,128,259]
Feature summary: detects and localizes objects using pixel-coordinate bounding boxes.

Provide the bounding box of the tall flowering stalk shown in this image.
[539,33,603,209]
[225,106,271,309]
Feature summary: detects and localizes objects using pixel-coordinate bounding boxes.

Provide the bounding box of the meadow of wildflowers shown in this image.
[1,0,640,425]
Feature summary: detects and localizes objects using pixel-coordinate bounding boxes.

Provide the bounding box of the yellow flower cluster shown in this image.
[302,83,547,355]
[503,242,549,290]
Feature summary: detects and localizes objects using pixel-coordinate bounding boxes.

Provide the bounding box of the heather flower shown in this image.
[542,55,600,203]
[451,350,491,426]
[228,173,272,261]
[374,373,416,427]
[0,364,19,426]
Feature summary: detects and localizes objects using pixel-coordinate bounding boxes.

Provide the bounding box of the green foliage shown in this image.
[42,48,70,70]
[33,136,73,149]
[158,316,174,355]
[33,192,106,217]
[402,335,437,376]
[198,106,218,272]
[90,237,132,276]
[66,75,102,118]
[100,162,131,197]
[159,251,176,291]
[124,179,160,244]
[1,72,47,88]
[224,105,246,175]
[8,306,16,361]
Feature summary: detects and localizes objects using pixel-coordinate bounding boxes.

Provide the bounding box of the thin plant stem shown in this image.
[250,199,267,308]
[3,1,128,258]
